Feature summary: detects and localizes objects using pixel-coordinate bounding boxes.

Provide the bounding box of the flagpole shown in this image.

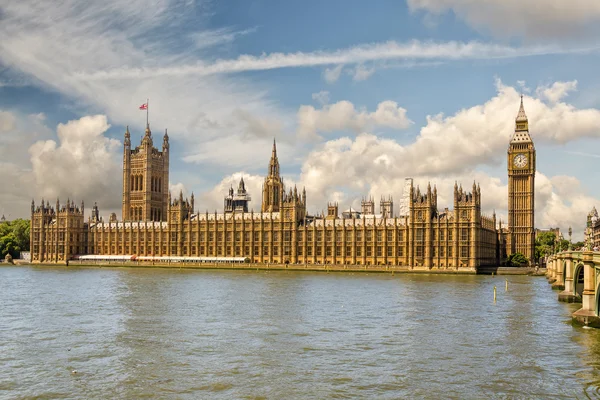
[146,98,149,127]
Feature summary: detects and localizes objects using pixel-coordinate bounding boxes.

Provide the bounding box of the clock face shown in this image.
[513,154,528,168]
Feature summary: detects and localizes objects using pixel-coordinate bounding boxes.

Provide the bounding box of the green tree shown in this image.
[507,252,529,267]
[535,231,556,260]
[0,219,30,259]
[558,239,570,252]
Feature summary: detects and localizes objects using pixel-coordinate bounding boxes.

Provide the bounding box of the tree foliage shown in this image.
[507,252,529,267]
[535,231,557,261]
[0,219,30,260]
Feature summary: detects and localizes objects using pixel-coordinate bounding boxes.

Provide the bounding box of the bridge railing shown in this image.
[547,251,600,327]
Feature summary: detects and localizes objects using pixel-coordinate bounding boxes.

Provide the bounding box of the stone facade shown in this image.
[587,207,600,250]
[30,100,536,268]
[122,124,169,222]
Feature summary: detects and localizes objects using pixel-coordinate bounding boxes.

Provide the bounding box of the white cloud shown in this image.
[198,172,265,213]
[311,91,330,106]
[297,100,412,140]
[291,134,593,239]
[351,64,375,81]
[0,111,16,133]
[189,27,257,51]
[535,80,578,103]
[403,79,600,175]
[76,40,582,81]
[28,115,122,209]
[1,0,595,177]
[0,0,285,171]
[232,109,284,140]
[407,0,600,40]
[183,135,299,170]
[169,182,188,199]
[323,65,344,84]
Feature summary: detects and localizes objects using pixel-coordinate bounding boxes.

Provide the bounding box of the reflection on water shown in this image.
[1,266,599,399]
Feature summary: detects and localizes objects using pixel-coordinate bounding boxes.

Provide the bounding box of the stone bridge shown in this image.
[547,251,600,328]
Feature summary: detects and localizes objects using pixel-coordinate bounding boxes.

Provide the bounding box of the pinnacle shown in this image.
[516,95,528,122]
[272,137,277,157]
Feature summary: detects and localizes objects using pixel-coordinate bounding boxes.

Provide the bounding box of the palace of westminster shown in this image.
[30,99,536,269]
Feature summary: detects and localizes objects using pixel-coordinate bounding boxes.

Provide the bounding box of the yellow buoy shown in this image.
[494,286,497,302]
[505,279,508,291]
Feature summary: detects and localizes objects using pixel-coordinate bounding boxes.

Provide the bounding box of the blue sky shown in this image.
[1,0,600,239]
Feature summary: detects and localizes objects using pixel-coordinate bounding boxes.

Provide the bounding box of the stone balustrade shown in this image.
[547,251,600,328]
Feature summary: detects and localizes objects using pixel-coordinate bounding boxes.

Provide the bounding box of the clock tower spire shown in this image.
[507,95,536,264]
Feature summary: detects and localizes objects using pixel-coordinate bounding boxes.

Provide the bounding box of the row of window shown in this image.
[89,228,474,244]
[130,175,163,193]
[89,245,472,259]
[89,227,474,242]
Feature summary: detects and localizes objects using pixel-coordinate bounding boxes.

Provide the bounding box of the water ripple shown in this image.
[0,267,599,399]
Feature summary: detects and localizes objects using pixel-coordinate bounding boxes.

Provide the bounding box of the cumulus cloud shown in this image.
[297,100,412,140]
[0,0,593,176]
[403,79,600,175]
[290,134,593,239]
[535,80,578,103]
[407,0,600,40]
[28,115,122,209]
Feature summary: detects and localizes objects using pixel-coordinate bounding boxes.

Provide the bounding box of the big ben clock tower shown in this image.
[508,96,536,263]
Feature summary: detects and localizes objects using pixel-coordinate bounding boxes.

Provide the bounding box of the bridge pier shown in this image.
[572,252,600,328]
[552,254,565,290]
[558,255,578,302]
[547,257,557,284]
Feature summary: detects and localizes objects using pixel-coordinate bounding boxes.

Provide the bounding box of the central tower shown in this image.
[122,124,170,221]
[507,96,536,262]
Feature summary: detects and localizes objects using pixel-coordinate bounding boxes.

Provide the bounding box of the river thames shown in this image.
[1,266,599,399]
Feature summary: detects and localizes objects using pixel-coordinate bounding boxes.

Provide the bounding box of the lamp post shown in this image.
[568,226,572,251]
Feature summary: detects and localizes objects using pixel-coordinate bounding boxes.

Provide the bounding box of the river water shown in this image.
[1,266,599,399]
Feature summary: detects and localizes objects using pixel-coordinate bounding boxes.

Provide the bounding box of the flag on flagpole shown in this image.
[139,103,148,110]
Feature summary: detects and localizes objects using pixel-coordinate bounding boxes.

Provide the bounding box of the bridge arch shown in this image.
[574,262,585,299]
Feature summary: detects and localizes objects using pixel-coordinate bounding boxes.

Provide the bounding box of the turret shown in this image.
[124,126,131,148]
[92,202,100,222]
[163,129,169,152]
[141,123,153,148]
